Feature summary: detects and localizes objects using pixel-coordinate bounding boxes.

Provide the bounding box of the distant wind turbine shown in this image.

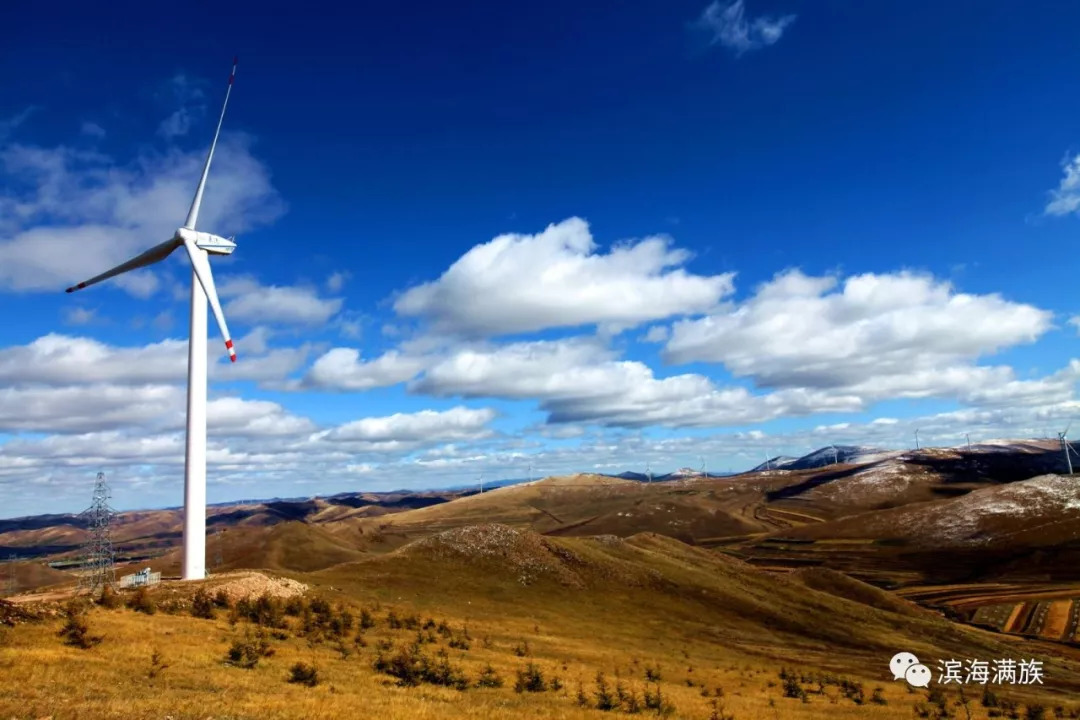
[645,461,652,484]
[700,455,707,478]
[65,58,241,581]
[763,452,771,471]
[478,473,485,495]
[830,445,839,465]
[1059,424,1075,476]
[914,429,921,450]
[965,433,971,450]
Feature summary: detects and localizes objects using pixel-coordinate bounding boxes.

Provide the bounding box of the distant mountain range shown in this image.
[747,445,893,472]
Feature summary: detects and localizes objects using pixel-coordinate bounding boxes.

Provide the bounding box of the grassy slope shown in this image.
[6,526,1076,719]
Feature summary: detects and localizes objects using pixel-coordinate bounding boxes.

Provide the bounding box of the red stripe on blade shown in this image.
[225,339,234,349]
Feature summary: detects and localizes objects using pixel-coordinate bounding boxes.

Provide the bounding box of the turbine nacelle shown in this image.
[177,227,236,256]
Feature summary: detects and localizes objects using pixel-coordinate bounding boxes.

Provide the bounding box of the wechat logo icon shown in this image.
[890,651,931,688]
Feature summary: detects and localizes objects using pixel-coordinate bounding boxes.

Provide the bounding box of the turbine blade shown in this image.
[65,238,181,293]
[183,239,236,362]
[1066,422,1073,437]
[184,57,238,231]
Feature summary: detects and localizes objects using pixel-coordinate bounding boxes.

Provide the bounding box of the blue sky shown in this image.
[3,0,1080,517]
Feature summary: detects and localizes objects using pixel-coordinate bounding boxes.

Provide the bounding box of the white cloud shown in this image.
[319,406,497,451]
[412,337,861,428]
[394,217,733,336]
[80,122,106,139]
[0,334,187,386]
[641,325,670,343]
[326,271,350,293]
[218,275,343,326]
[0,384,185,434]
[202,397,317,437]
[5,390,1080,518]
[63,306,97,326]
[664,270,1053,400]
[0,129,285,294]
[157,73,206,139]
[300,347,429,391]
[158,110,197,139]
[695,0,796,57]
[152,310,174,331]
[0,333,310,388]
[0,380,318,437]
[1046,152,1080,217]
[0,108,35,143]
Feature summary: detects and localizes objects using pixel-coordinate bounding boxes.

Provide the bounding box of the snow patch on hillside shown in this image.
[808,459,917,505]
[895,475,1080,545]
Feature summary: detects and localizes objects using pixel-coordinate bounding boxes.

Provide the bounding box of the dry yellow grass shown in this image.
[0,599,997,720]
[4,527,1080,719]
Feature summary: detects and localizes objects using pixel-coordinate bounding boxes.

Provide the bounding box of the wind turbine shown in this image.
[965,433,971,450]
[478,473,485,495]
[1059,424,1075,476]
[763,452,771,471]
[645,461,652,484]
[65,58,241,581]
[700,455,707,479]
[914,429,920,450]
[830,445,839,466]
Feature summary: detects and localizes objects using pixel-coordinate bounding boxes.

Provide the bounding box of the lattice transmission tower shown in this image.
[77,472,117,595]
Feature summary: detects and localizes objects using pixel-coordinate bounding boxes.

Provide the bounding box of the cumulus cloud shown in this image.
[0,333,310,388]
[664,270,1053,399]
[640,325,670,343]
[326,271,350,293]
[299,347,430,391]
[394,217,733,336]
[4,388,1080,517]
[0,384,186,434]
[412,338,861,428]
[218,275,343,326]
[1046,152,1080,217]
[63,306,98,326]
[80,121,106,139]
[201,397,317,437]
[0,129,285,293]
[318,406,498,451]
[695,0,796,56]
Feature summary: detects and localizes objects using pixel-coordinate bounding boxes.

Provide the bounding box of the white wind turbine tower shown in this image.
[699,455,706,479]
[914,428,921,450]
[1059,424,1075,476]
[645,461,652,484]
[65,58,242,581]
[478,473,485,495]
[830,445,839,465]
